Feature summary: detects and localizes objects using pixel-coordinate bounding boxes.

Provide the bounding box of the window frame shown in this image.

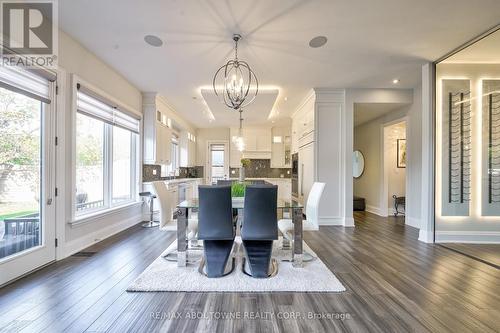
[71,76,141,221]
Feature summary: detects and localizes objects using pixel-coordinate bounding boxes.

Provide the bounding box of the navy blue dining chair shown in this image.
[241,184,279,278]
[197,185,236,277]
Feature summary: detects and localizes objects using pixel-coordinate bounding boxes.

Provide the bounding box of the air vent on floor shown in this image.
[72,251,97,257]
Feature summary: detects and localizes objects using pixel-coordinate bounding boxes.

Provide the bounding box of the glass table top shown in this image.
[177,198,303,209]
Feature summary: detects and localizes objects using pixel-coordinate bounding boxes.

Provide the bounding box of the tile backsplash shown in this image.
[143,164,203,182]
[230,159,291,178]
[144,159,288,182]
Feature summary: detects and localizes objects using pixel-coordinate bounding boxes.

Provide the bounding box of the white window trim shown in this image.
[70,75,142,223]
[70,201,142,226]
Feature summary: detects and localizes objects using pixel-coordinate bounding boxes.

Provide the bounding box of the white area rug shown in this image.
[128,237,346,292]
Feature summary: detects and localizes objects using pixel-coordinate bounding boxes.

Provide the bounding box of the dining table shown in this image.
[176,198,305,268]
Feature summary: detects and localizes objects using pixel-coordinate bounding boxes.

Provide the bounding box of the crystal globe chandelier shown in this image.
[213,34,258,110]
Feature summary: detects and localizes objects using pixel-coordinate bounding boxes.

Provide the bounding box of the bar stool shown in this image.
[139,191,160,228]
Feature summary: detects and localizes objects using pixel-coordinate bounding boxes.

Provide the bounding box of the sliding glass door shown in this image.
[0,68,56,286]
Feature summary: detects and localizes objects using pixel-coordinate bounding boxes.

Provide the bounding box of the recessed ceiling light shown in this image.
[392,79,400,84]
[309,36,327,48]
[144,35,163,47]
[284,97,288,101]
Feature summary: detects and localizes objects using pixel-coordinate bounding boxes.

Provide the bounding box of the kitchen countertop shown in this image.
[143,178,203,185]
[229,177,291,181]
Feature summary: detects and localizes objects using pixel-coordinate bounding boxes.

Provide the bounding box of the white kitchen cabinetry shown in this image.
[179,131,196,167]
[266,178,292,200]
[298,141,314,205]
[143,94,172,165]
[230,149,242,168]
[230,127,272,163]
[271,126,291,168]
[144,120,172,165]
[292,92,315,153]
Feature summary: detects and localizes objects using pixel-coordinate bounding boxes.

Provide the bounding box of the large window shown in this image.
[75,84,140,216]
[76,113,105,212]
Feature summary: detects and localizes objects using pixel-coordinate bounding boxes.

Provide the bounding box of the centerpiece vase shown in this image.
[239,167,245,182]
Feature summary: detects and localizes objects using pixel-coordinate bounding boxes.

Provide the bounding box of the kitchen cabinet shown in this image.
[292,91,315,153]
[298,141,314,205]
[144,120,172,165]
[143,94,172,165]
[266,178,292,200]
[271,126,291,168]
[230,149,242,168]
[179,131,196,167]
[230,127,272,163]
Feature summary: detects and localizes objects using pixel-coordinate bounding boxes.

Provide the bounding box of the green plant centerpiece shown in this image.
[240,158,251,167]
[231,181,249,198]
[239,158,251,181]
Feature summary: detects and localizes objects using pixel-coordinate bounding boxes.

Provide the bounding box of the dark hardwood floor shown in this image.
[0,212,499,332]
[439,243,500,268]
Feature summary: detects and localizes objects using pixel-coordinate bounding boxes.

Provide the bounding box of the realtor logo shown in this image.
[0,0,58,68]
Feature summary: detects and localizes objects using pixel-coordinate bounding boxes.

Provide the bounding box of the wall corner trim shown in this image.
[418,229,434,243]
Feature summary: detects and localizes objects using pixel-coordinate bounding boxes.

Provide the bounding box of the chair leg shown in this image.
[242,240,278,278]
[281,233,292,249]
[202,240,235,278]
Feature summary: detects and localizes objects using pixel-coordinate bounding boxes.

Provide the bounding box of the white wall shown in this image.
[196,127,230,164]
[56,30,144,258]
[384,122,406,213]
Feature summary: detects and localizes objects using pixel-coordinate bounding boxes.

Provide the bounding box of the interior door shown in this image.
[0,73,56,286]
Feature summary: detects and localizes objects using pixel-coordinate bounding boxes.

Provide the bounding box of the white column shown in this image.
[314,89,353,226]
[419,63,435,243]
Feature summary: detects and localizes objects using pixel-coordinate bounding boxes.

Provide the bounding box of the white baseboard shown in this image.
[435,231,500,243]
[418,229,434,243]
[319,216,355,227]
[344,217,355,227]
[318,217,344,226]
[365,205,387,217]
[405,217,421,229]
[61,213,143,259]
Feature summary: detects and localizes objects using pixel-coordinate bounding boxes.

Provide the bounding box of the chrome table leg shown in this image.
[177,207,188,267]
[292,207,303,268]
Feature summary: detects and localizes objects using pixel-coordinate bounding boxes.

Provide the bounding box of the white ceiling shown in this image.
[443,28,500,64]
[201,89,279,127]
[58,0,500,128]
[354,103,407,127]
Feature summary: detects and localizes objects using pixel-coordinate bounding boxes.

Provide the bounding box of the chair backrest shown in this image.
[151,181,174,228]
[242,185,278,240]
[198,185,234,240]
[217,180,234,186]
[305,182,325,227]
